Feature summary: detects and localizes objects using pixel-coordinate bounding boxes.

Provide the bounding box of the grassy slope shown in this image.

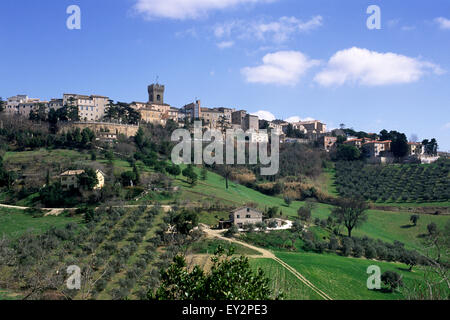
[3,149,87,164]
[275,251,425,300]
[0,207,80,239]
[308,206,450,250]
[250,258,323,300]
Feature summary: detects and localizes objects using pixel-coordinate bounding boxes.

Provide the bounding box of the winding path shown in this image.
[200,224,333,301]
[0,203,172,216]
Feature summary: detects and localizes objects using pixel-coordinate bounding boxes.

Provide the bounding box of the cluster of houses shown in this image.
[342,137,438,164]
[4,83,327,140]
[4,83,440,163]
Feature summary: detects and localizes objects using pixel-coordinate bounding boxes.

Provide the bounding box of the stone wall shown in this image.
[60,122,139,138]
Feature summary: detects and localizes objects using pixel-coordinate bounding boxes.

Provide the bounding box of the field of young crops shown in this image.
[334,160,450,203]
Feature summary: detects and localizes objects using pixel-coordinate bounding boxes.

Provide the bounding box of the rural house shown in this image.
[60,169,105,191]
[229,207,263,229]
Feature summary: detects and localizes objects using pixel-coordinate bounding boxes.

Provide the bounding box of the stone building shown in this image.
[131,98,178,125]
[344,138,363,148]
[229,207,263,229]
[5,95,41,116]
[291,120,327,134]
[129,102,148,110]
[243,114,259,131]
[319,136,337,152]
[5,95,30,115]
[181,100,202,120]
[17,100,49,117]
[148,83,165,105]
[139,107,165,125]
[60,169,105,191]
[63,93,110,122]
[200,108,224,129]
[362,140,392,158]
[408,142,425,156]
[49,99,64,110]
[231,110,247,126]
[6,94,66,118]
[60,122,139,139]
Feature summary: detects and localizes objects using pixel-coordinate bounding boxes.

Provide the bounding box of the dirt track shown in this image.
[0,203,173,216]
[200,224,333,300]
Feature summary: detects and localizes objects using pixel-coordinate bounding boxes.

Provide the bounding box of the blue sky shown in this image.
[1,0,449,150]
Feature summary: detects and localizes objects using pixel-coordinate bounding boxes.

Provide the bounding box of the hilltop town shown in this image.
[2,83,444,165]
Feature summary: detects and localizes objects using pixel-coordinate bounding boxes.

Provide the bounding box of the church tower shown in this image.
[148,83,165,105]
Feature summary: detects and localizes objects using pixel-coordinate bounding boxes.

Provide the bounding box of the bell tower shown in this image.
[148,83,165,105]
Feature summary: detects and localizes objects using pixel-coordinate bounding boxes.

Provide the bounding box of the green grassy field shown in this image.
[0,289,21,300]
[275,251,426,300]
[322,168,338,196]
[3,149,88,165]
[250,258,323,300]
[307,206,450,250]
[172,166,315,217]
[0,207,80,239]
[196,210,230,226]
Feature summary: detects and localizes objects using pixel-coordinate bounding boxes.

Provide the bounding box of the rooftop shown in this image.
[60,170,85,176]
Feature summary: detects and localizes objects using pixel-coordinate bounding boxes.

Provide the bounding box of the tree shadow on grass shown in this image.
[370,288,394,294]
[397,266,412,272]
[401,224,415,229]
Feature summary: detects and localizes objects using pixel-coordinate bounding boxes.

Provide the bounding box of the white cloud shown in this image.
[314,47,444,87]
[444,122,450,130]
[214,16,323,43]
[251,110,275,121]
[285,116,315,123]
[241,51,320,85]
[435,17,450,30]
[133,0,275,20]
[217,41,234,49]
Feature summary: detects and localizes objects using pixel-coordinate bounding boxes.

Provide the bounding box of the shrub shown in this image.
[224,225,238,238]
[342,237,353,256]
[381,271,404,292]
[353,244,364,258]
[303,239,315,252]
[364,245,377,259]
[328,236,339,251]
[315,241,327,253]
